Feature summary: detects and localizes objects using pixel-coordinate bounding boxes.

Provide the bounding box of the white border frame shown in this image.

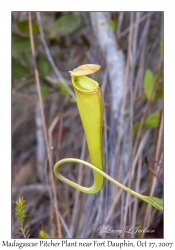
[0,0,174,248]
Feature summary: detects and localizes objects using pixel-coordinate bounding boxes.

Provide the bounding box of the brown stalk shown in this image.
[28,12,62,238]
[145,157,163,185]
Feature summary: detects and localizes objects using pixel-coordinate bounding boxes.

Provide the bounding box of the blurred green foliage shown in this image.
[145,112,160,129]
[133,121,140,135]
[49,13,82,38]
[58,82,69,96]
[133,112,160,135]
[156,87,163,99]
[12,37,31,57]
[37,54,52,76]
[109,20,116,31]
[12,13,84,102]
[12,57,31,80]
[143,69,155,101]
[18,20,39,35]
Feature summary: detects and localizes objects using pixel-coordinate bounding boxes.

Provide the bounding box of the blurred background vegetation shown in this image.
[12,11,163,238]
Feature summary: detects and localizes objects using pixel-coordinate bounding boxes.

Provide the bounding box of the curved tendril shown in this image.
[53,158,163,211]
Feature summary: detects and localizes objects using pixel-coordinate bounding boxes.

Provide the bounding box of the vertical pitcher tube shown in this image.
[72,75,104,192]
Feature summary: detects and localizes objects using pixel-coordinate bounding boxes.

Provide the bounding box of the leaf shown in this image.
[37,54,52,76]
[160,38,164,58]
[144,112,160,129]
[12,37,31,57]
[50,14,82,38]
[142,196,163,212]
[58,83,69,96]
[41,83,50,101]
[18,20,39,35]
[12,58,31,80]
[143,69,155,101]
[133,121,140,135]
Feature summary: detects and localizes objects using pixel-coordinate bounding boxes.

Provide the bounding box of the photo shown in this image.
[12,11,164,239]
